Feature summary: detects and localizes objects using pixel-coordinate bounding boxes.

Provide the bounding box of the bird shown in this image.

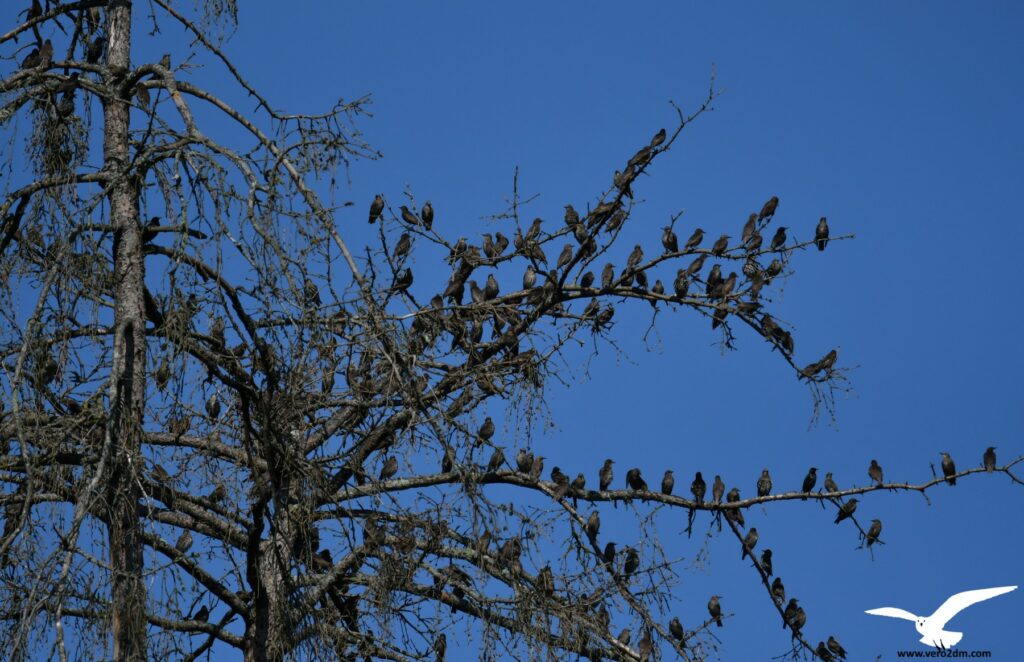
[662,227,678,253]
[603,541,616,565]
[379,456,398,481]
[303,277,321,307]
[834,498,858,524]
[741,214,758,245]
[757,469,772,497]
[758,196,779,222]
[816,642,834,661]
[487,447,505,473]
[192,605,209,622]
[483,274,500,300]
[135,83,150,110]
[652,279,665,296]
[710,234,730,256]
[556,244,573,270]
[770,226,788,251]
[36,39,53,69]
[815,216,830,251]
[626,245,644,270]
[725,487,744,527]
[421,201,434,230]
[571,473,586,498]
[529,455,544,482]
[684,228,704,251]
[443,447,455,473]
[672,270,690,299]
[550,467,570,499]
[866,518,882,547]
[983,446,997,472]
[617,628,631,646]
[827,635,847,660]
[494,232,509,255]
[711,474,725,505]
[623,546,639,578]
[400,205,420,226]
[394,233,411,261]
[176,530,193,553]
[783,598,801,631]
[516,449,532,474]
[771,576,785,604]
[869,459,884,486]
[692,472,707,504]
[626,468,648,491]
[865,586,1017,648]
[477,417,495,444]
[638,630,652,661]
[824,472,838,493]
[369,194,384,223]
[599,459,614,491]
[801,467,817,499]
[708,595,723,627]
[205,393,221,420]
[650,128,667,147]
[389,267,413,293]
[669,616,684,641]
[686,253,706,277]
[744,231,763,253]
[761,548,773,576]
[433,632,447,661]
[585,511,600,541]
[159,53,172,68]
[564,204,580,228]
[741,527,759,559]
[661,470,675,495]
[525,218,543,241]
[86,37,104,64]
[940,452,957,485]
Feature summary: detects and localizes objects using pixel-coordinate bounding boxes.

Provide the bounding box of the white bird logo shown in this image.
[865,585,1017,648]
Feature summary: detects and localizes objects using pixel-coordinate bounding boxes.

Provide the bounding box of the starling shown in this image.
[208,484,226,503]
[771,576,785,604]
[940,452,957,485]
[741,527,759,559]
[555,244,573,270]
[708,595,723,627]
[158,53,172,68]
[868,459,883,486]
[638,630,652,661]
[758,196,779,222]
[394,233,411,261]
[525,218,543,242]
[793,606,807,633]
[673,270,689,299]
[626,468,648,491]
[477,417,495,444]
[741,213,758,245]
[443,447,455,473]
[662,227,679,253]
[303,277,321,306]
[494,232,509,255]
[771,226,788,251]
[783,598,800,630]
[389,267,413,293]
[86,37,105,64]
[711,302,728,329]
[757,469,772,497]
[824,472,838,493]
[661,469,675,495]
[834,498,858,524]
[192,605,209,622]
[686,254,706,277]
[761,548,773,576]
[421,201,434,230]
[487,447,505,473]
[710,234,730,256]
[516,449,533,473]
[766,258,783,277]
[564,204,580,228]
[983,446,997,472]
[176,529,193,553]
[617,628,631,646]
[483,274,499,300]
[571,472,586,493]
[865,519,882,547]
[623,546,639,578]
[650,128,667,147]
[205,393,221,420]
[154,358,171,391]
[586,510,600,541]
[379,456,398,481]
[529,455,544,482]
[135,83,150,110]
[37,39,53,68]
[599,459,614,491]
[711,474,724,505]
[626,245,644,270]
[816,642,834,662]
[801,467,817,499]
[551,467,570,499]
[579,271,595,289]
[827,635,848,660]
[669,615,684,641]
[744,231,763,253]
[433,632,447,662]
[603,541,616,565]
[369,194,384,223]
[705,264,722,294]
[725,487,744,527]
[400,205,419,226]
[683,228,705,251]
[815,216,830,251]
[652,279,665,296]
[691,472,707,504]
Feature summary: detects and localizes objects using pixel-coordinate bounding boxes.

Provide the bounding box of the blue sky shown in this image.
[141,1,1022,658]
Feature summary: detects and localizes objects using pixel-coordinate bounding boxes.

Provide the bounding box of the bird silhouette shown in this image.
[865,586,1017,648]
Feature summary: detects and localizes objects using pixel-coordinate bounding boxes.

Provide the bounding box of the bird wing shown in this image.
[929,586,1017,628]
[864,607,918,621]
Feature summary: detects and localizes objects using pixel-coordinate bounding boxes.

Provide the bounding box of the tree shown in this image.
[1,3,1021,661]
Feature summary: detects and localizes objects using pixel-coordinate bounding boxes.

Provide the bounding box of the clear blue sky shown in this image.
[149,1,1023,658]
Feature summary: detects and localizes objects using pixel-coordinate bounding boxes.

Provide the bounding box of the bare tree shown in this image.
[1,3,1021,661]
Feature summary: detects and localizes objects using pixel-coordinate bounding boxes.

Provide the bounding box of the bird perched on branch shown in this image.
[741,528,759,559]
[599,459,614,492]
[815,216,830,251]
[983,446,997,472]
[940,452,957,485]
[757,469,772,497]
[661,470,675,495]
[691,471,707,504]
[710,234,729,256]
[868,459,883,486]
[708,595,723,627]
[758,196,779,222]
[866,518,882,547]
[421,201,434,230]
[834,498,858,524]
[801,467,817,499]
[369,194,384,223]
[477,417,495,444]
[662,227,678,253]
[761,549,773,577]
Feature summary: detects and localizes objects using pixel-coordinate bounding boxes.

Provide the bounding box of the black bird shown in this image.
[816,642,835,662]
[303,277,321,306]
[757,469,772,497]
[421,201,434,230]
[522,265,536,290]
[477,417,495,444]
[623,546,639,578]
[638,630,652,661]
[443,447,455,473]
[940,452,957,485]
[601,263,615,289]
[564,204,580,227]
[824,472,838,493]
[711,474,724,505]
[669,616,684,641]
[827,635,848,660]
[783,598,800,631]
[626,468,648,491]
[400,205,420,226]
[725,487,744,527]
[434,633,447,662]
[866,519,882,547]
[556,244,573,270]
[571,472,586,497]
[983,446,997,472]
[662,227,678,253]
[758,196,779,222]
[741,527,759,559]
[765,258,783,278]
[483,274,499,300]
[711,303,728,330]
[684,228,705,251]
[394,232,411,261]
[868,459,883,486]
[661,470,675,495]
[673,270,689,299]
[801,467,817,499]
[705,263,722,291]
[691,472,707,504]
[494,232,509,255]
[389,267,413,293]
[487,447,505,473]
[710,234,730,256]
[525,218,543,241]
[815,216,830,251]
[159,53,172,69]
[599,459,614,491]
[834,498,858,524]
[86,37,105,64]
[192,605,210,622]
[579,271,595,289]
[761,548,773,577]
[650,128,667,147]
[516,449,532,474]
[529,455,545,482]
[550,467,570,499]
[652,279,665,296]
[708,595,723,627]
[369,194,384,223]
[176,530,193,553]
[21,48,40,69]
[771,577,785,604]
[771,226,788,251]
[741,213,758,245]
[379,456,398,481]
[744,231,763,253]
[626,245,644,270]
[603,541,616,565]
[585,510,600,541]
[686,254,706,277]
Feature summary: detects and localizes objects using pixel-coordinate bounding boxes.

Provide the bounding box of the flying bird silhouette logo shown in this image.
[865,585,1017,648]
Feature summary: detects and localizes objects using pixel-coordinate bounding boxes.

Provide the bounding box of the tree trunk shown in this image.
[103,1,148,659]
